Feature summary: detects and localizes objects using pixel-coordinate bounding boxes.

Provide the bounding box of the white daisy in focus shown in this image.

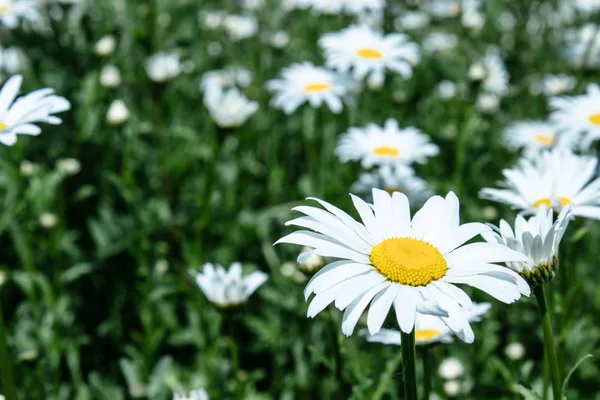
[550,83,600,149]
[480,149,600,219]
[362,302,491,346]
[483,205,572,287]
[190,262,268,308]
[530,74,576,97]
[224,15,258,41]
[502,121,577,156]
[0,0,40,29]
[266,62,353,115]
[203,86,258,128]
[173,388,209,400]
[564,24,600,68]
[319,25,419,88]
[0,75,70,146]
[336,118,439,169]
[275,189,530,341]
[352,165,433,205]
[310,0,384,16]
[145,52,181,83]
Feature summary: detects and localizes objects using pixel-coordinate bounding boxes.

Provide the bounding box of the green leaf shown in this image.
[562,354,594,398]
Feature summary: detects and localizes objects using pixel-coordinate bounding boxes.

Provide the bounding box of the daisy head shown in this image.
[502,120,577,155]
[275,189,529,342]
[203,86,258,128]
[190,262,268,308]
[362,302,491,346]
[319,25,419,88]
[351,165,433,205]
[480,48,509,97]
[336,118,439,169]
[266,62,354,115]
[483,205,572,288]
[550,83,600,150]
[145,52,181,83]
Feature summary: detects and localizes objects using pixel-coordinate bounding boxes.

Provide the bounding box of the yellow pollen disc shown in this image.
[357,48,383,59]
[557,196,572,207]
[304,82,330,92]
[534,134,555,146]
[415,329,442,341]
[533,198,552,208]
[373,146,400,157]
[370,237,447,287]
[588,113,600,125]
[0,5,8,14]
[0,122,7,130]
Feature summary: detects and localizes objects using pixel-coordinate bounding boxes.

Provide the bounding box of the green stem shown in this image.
[422,347,432,400]
[400,330,418,400]
[0,296,17,400]
[534,286,561,400]
[326,310,344,397]
[542,347,549,400]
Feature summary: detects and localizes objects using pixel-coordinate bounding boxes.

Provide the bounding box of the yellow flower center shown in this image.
[588,113,600,125]
[357,48,383,59]
[370,237,447,287]
[0,122,7,130]
[558,196,572,207]
[533,198,552,208]
[373,146,400,157]
[534,134,555,146]
[304,83,330,93]
[415,329,442,341]
[0,5,9,15]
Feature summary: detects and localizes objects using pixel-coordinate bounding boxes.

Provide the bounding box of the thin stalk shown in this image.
[422,347,432,400]
[0,296,17,400]
[534,286,561,400]
[400,330,418,400]
[326,310,344,397]
[543,347,549,400]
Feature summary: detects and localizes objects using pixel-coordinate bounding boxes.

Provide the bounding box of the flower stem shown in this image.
[534,286,561,400]
[0,296,17,400]
[400,329,418,400]
[422,347,432,400]
[326,310,345,396]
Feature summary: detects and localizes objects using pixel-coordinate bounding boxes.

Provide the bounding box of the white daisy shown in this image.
[480,149,600,219]
[145,52,181,83]
[550,83,600,149]
[480,48,509,97]
[266,62,353,115]
[223,14,258,41]
[309,0,384,16]
[564,24,600,68]
[394,11,430,31]
[483,205,572,287]
[336,118,439,169]
[203,86,258,128]
[422,32,459,53]
[530,74,576,97]
[173,388,209,400]
[190,262,268,308]
[0,75,70,146]
[502,121,577,156]
[351,165,433,205]
[319,25,419,87]
[0,0,40,29]
[572,0,600,14]
[201,66,252,92]
[363,302,491,346]
[275,189,530,342]
[0,46,26,80]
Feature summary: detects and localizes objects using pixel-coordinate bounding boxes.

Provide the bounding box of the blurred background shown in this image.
[1,0,600,398]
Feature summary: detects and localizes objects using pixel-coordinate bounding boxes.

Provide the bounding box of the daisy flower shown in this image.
[0,0,40,29]
[480,149,600,219]
[203,86,258,128]
[394,11,430,31]
[173,388,209,400]
[530,74,576,97]
[0,75,70,146]
[190,262,268,308]
[224,15,258,41]
[362,302,491,346]
[480,48,509,97]
[483,205,572,288]
[201,67,252,93]
[266,62,353,115]
[336,118,439,169]
[351,165,433,205]
[564,24,600,69]
[275,189,530,342]
[309,0,384,16]
[319,25,419,88]
[550,83,600,149]
[502,121,577,156]
[422,32,458,53]
[145,52,181,83]
[424,0,461,18]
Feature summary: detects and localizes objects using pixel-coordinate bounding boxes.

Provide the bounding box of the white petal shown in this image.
[367,284,401,334]
[342,283,389,336]
[393,286,418,333]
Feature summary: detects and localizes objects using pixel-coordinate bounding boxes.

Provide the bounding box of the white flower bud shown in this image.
[39,213,58,229]
[95,35,116,56]
[56,158,81,175]
[20,160,39,177]
[438,357,464,380]
[100,65,121,88]
[468,63,486,80]
[505,342,525,360]
[444,380,461,397]
[106,100,129,125]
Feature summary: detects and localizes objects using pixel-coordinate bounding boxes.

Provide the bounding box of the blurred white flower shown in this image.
[39,213,58,229]
[424,0,461,18]
[572,0,600,13]
[241,0,265,10]
[483,205,571,287]
[443,380,461,397]
[502,121,577,156]
[336,119,439,169]
[437,80,457,99]
[352,165,433,205]
[224,15,258,41]
[475,93,500,112]
[0,0,40,29]
[0,75,70,146]
[266,62,354,115]
[480,149,600,219]
[0,270,6,287]
[145,52,181,82]
[319,25,419,87]
[99,64,121,88]
[190,262,268,308]
[422,32,458,53]
[497,11,516,31]
[505,342,525,360]
[198,10,226,30]
[564,24,600,68]
[56,158,81,175]
[269,31,290,49]
[550,83,600,148]
[297,246,325,275]
[204,86,258,128]
[94,34,116,56]
[439,357,464,380]
[106,99,129,125]
[461,10,484,30]
[530,74,576,96]
[19,160,39,176]
[468,63,485,80]
[394,11,430,30]
[0,46,26,77]
[201,67,252,92]
[310,0,384,16]
[206,42,223,57]
[480,48,509,97]
[173,388,209,400]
